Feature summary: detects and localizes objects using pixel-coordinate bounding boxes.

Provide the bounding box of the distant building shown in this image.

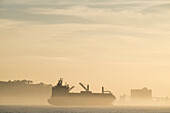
[131,87,152,103]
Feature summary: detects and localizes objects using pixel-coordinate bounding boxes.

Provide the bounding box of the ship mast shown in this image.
[102,86,111,94]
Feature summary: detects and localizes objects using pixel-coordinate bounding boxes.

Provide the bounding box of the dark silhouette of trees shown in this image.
[0,80,52,97]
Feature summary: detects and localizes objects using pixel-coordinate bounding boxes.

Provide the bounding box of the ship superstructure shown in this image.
[48,78,116,106]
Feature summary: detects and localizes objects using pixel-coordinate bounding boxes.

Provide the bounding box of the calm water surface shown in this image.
[0,105,170,113]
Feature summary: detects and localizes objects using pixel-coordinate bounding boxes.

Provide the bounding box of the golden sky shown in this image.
[0,0,170,97]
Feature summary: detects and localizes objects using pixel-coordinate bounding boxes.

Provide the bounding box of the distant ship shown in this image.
[48,78,116,106]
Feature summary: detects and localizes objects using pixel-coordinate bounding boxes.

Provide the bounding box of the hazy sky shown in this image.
[0,0,170,97]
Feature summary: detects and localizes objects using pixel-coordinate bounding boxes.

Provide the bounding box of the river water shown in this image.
[0,105,170,113]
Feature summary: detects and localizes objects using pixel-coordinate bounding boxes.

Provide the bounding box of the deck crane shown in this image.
[68,86,75,91]
[79,83,92,93]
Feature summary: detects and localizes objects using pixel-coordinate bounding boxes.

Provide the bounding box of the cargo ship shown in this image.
[48,78,116,106]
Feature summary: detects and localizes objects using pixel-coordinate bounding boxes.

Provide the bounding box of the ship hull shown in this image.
[48,96,115,106]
